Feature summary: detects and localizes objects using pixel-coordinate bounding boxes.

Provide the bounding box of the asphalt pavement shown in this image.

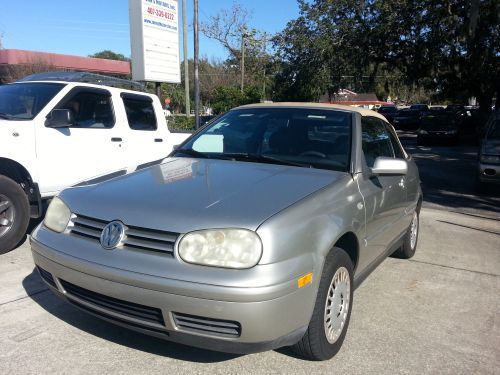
[1,137,499,374]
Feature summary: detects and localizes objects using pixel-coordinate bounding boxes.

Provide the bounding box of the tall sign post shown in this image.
[182,0,190,116]
[193,0,200,129]
[129,0,181,102]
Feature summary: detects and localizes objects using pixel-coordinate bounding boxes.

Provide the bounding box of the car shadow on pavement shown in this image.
[22,268,242,363]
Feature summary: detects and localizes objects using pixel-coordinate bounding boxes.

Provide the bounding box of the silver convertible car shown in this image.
[30,103,422,361]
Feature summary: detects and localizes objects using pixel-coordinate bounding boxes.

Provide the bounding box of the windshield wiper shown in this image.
[171,148,209,158]
[223,153,313,168]
[0,113,12,120]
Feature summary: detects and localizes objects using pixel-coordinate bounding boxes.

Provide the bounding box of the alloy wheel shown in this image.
[324,266,351,344]
[410,211,419,250]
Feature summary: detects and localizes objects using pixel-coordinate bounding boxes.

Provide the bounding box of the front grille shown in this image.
[59,279,165,327]
[36,266,57,288]
[69,300,169,336]
[69,214,179,255]
[172,312,241,338]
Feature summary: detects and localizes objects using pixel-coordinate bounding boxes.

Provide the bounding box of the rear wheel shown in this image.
[395,209,419,259]
[292,247,354,361]
[0,176,30,254]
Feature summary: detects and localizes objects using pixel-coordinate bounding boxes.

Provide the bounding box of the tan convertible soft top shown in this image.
[236,102,389,122]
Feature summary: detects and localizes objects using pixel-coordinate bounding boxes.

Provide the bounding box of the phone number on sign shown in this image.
[147,7,175,20]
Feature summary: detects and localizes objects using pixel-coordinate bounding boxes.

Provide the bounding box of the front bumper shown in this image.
[478,162,500,183]
[30,238,313,354]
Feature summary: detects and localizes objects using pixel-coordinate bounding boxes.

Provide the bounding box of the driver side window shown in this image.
[54,88,115,129]
[361,117,394,167]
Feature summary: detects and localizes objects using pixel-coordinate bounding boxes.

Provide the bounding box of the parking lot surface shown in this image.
[1,140,499,374]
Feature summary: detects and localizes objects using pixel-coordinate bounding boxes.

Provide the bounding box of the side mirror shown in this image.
[371,157,407,176]
[46,109,74,128]
[173,144,180,150]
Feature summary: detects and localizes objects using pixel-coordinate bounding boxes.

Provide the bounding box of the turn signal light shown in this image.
[297,273,313,288]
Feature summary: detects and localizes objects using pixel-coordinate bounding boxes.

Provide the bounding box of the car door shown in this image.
[356,117,408,269]
[35,86,126,194]
[119,93,168,166]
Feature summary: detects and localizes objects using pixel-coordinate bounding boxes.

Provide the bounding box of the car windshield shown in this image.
[487,119,500,139]
[0,82,65,120]
[176,108,352,172]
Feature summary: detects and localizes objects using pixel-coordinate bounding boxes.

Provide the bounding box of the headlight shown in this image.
[446,129,458,134]
[418,129,428,135]
[178,229,262,269]
[481,154,500,164]
[44,197,72,233]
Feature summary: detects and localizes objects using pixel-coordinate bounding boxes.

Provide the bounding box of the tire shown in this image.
[395,209,420,259]
[292,247,354,361]
[0,176,30,254]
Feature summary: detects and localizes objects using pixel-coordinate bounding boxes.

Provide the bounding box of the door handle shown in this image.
[154,138,163,143]
[111,137,122,142]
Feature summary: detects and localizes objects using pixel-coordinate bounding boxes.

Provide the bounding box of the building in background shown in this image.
[0,49,130,83]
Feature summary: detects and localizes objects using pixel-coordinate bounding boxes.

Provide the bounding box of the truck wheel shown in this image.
[292,247,354,361]
[0,176,30,254]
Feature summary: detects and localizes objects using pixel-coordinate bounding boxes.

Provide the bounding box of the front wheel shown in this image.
[292,247,354,361]
[0,176,30,254]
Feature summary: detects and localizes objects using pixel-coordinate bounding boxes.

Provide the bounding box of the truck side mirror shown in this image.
[46,109,74,128]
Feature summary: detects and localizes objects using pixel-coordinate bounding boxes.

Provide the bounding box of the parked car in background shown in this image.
[478,111,500,185]
[445,104,467,124]
[417,112,459,144]
[377,105,398,124]
[446,104,465,114]
[393,109,421,130]
[428,106,446,113]
[0,72,191,254]
[199,115,217,127]
[30,103,421,361]
[409,104,430,113]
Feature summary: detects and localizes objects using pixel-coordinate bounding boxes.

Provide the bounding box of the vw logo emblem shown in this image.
[100,221,125,250]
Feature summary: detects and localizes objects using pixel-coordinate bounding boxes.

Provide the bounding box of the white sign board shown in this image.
[129,0,181,83]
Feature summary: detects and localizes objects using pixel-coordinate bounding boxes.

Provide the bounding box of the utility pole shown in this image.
[240,32,246,92]
[155,82,161,103]
[194,0,200,129]
[182,0,190,117]
[261,32,266,101]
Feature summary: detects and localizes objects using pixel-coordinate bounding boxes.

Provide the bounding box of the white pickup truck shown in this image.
[0,72,191,254]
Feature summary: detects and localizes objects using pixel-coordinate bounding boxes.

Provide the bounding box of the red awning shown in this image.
[0,49,130,75]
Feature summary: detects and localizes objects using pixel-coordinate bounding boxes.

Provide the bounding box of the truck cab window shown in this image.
[122,95,157,131]
[56,89,114,129]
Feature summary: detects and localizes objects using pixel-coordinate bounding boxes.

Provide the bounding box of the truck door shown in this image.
[118,93,169,166]
[35,86,126,194]
[356,117,408,270]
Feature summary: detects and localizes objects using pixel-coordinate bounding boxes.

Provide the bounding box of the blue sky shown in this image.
[0,0,300,60]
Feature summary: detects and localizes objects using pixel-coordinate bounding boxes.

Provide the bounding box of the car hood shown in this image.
[60,158,346,233]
